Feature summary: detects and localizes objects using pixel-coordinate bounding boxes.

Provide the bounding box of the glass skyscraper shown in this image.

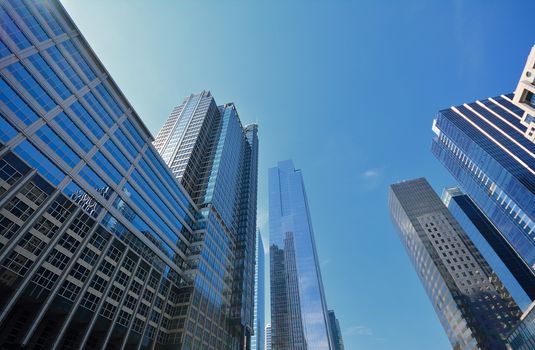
[327,310,344,350]
[154,91,259,348]
[443,188,535,310]
[431,90,535,304]
[0,0,224,348]
[252,229,265,350]
[153,91,220,203]
[389,178,521,350]
[268,160,332,350]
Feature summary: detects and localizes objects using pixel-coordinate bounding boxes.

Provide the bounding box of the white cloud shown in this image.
[345,325,373,337]
[359,167,385,191]
[362,168,381,178]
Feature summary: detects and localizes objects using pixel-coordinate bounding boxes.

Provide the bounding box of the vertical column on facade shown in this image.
[119,262,155,350]
[99,251,141,349]
[141,273,166,350]
[117,272,145,350]
[136,266,155,350]
[75,240,129,349]
[136,268,162,350]
[151,278,172,350]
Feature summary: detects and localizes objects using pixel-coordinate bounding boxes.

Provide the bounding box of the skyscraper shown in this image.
[154,92,259,348]
[0,0,214,348]
[153,91,219,203]
[269,160,333,350]
[389,178,521,350]
[252,230,265,350]
[431,62,535,303]
[443,188,535,309]
[327,310,345,350]
[265,323,272,350]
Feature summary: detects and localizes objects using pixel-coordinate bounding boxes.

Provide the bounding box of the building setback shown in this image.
[389,178,521,350]
[328,310,345,350]
[154,91,259,348]
[251,230,265,350]
[443,188,534,309]
[269,160,333,350]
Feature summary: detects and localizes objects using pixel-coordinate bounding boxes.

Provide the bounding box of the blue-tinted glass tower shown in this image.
[0,0,216,349]
[431,91,535,304]
[252,229,265,350]
[443,188,535,310]
[154,93,259,348]
[389,178,521,350]
[268,160,332,350]
[327,310,344,350]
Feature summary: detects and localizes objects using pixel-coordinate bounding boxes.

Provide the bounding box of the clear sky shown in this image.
[62,1,535,349]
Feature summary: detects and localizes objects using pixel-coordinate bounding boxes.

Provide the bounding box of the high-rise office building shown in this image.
[0,0,219,348]
[154,92,259,348]
[265,323,272,350]
[269,160,332,350]
[431,52,535,304]
[389,178,521,350]
[153,91,219,203]
[252,230,265,350]
[443,188,535,309]
[327,310,344,350]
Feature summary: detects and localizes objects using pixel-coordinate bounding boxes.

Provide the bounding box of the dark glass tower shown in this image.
[269,160,332,350]
[252,230,265,350]
[0,0,213,349]
[443,188,535,309]
[431,90,535,304]
[327,310,344,350]
[154,93,259,348]
[389,178,521,350]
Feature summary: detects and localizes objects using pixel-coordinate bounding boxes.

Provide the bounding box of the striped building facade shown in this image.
[432,93,535,305]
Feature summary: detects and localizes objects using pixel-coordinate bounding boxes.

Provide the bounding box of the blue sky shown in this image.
[62,1,535,349]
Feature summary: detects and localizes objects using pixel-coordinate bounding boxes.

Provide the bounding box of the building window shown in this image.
[525,91,535,109]
[3,251,33,276]
[47,248,70,270]
[58,280,81,302]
